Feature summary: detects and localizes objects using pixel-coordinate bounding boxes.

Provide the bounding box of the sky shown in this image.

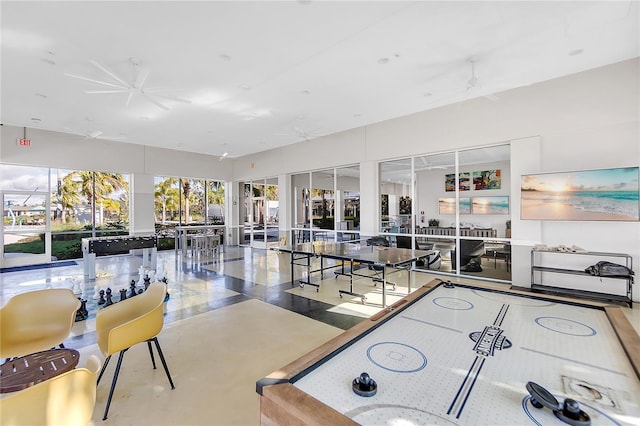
[521,167,639,192]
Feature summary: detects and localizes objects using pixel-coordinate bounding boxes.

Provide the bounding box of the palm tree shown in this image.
[155,177,178,223]
[53,171,127,227]
[311,188,333,228]
[182,179,191,224]
[56,173,82,224]
[77,171,128,226]
[206,181,225,223]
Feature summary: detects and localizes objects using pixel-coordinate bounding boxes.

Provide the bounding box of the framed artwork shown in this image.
[472,196,509,214]
[399,196,412,214]
[445,173,471,192]
[521,167,640,221]
[380,194,389,216]
[473,170,501,190]
[439,197,471,215]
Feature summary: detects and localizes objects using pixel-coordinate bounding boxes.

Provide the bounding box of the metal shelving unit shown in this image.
[531,249,633,307]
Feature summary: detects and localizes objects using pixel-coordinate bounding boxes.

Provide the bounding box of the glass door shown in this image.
[251,182,267,248]
[1,191,51,267]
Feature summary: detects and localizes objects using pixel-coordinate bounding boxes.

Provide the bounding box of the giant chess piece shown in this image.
[144,274,151,290]
[156,264,166,282]
[103,288,114,307]
[71,277,83,295]
[93,285,101,300]
[119,288,128,302]
[128,280,138,298]
[137,267,146,286]
[75,298,89,322]
[160,277,170,301]
[98,289,106,305]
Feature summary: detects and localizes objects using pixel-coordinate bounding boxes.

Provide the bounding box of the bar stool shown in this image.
[191,234,208,259]
[206,234,220,258]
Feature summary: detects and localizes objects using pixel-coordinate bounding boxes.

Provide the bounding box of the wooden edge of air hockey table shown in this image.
[256,279,640,426]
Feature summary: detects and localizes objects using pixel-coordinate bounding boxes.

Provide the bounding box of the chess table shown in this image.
[0,348,79,393]
[257,279,640,425]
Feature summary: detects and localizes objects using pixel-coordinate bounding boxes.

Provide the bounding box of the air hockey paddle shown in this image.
[526,381,590,426]
[352,372,377,397]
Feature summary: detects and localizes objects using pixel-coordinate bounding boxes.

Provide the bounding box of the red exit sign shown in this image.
[17,138,31,147]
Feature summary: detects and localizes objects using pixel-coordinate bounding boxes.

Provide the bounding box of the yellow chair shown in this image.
[0,288,81,360]
[0,355,101,426]
[96,281,175,420]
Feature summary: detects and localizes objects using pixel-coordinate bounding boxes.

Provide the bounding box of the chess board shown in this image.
[257,280,640,425]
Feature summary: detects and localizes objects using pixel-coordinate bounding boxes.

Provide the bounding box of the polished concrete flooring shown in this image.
[0,247,638,425]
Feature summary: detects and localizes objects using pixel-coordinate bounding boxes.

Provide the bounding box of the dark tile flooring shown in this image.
[0,247,366,351]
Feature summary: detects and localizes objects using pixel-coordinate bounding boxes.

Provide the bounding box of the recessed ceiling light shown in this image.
[40,58,56,65]
[219,54,231,61]
[377,58,390,64]
[238,84,251,90]
[296,114,305,120]
[208,130,215,134]
[353,113,362,118]
[424,92,433,97]
[31,117,42,122]
[35,93,48,98]
[569,48,584,56]
[301,90,311,95]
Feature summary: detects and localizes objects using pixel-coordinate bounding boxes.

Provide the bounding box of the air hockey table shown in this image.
[257,279,640,425]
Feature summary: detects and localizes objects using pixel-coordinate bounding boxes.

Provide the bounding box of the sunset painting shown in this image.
[439,197,471,215]
[472,196,509,215]
[521,167,639,221]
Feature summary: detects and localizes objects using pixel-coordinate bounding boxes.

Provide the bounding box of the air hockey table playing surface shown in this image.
[257,279,640,425]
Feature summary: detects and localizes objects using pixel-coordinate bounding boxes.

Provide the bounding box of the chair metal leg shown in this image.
[97,354,112,385]
[147,340,157,369]
[102,350,127,421]
[152,337,175,389]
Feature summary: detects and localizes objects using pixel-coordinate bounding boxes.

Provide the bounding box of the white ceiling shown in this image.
[2,1,638,159]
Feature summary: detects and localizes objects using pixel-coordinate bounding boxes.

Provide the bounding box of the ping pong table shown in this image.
[275,239,434,307]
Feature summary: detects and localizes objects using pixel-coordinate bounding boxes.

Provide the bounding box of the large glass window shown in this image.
[154,176,179,225]
[1,165,130,263]
[292,173,310,243]
[154,176,225,249]
[1,165,50,264]
[336,165,360,241]
[379,159,412,234]
[311,169,334,241]
[379,145,511,283]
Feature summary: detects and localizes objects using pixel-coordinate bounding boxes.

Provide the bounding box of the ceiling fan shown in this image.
[65,58,191,111]
[64,118,126,141]
[466,57,480,91]
[464,56,502,101]
[274,117,325,142]
[419,157,449,170]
